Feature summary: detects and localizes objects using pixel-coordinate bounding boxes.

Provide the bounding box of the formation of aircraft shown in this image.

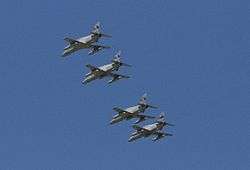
[110,94,157,125]
[110,93,174,142]
[62,22,174,143]
[128,113,173,142]
[82,51,131,84]
[62,22,111,57]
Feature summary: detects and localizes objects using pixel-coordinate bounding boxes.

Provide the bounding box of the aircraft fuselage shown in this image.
[82,63,117,84]
[62,34,99,57]
[110,105,145,124]
[128,123,165,142]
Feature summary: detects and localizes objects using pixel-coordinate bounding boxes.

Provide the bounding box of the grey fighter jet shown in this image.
[82,51,130,84]
[128,113,174,142]
[62,22,111,57]
[110,94,157,125]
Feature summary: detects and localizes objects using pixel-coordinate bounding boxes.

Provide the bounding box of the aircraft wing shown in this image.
[154,131,165,136]
[152,131,173,141]
[64,37,82,45]
[132,125,150,133]
[90,44,111,49]
[134,114,156,124]
[138,114,155,119]
[113,107,133,115]
[85,64,107,74]
[88,44,111,55]
[154,131,173,137]
[86,64,99,71]
[108,73,130,84]
[113,107,125,113]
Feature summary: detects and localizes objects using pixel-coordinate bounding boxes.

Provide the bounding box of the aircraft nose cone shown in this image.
[61,52,67,57]
[109,120,115,125]
[82,79,89,85]
[128,137,134,142]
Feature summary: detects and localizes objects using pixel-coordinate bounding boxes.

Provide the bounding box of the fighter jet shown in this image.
[128,113,174,142]
[110,94,157,125]
[82,51,131,84]
[62,22,111,57]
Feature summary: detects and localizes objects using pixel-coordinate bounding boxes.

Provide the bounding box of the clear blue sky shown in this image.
[1,0,250,169]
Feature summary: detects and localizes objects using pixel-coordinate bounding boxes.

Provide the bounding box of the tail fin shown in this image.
[91,22,112,38]
[138,93,158,109]
[139,93,147,105]
[112,51,122,63]
[91,22,101,34]
[112,51,131,67]
[157,112,165,123]
[157,112,174,126]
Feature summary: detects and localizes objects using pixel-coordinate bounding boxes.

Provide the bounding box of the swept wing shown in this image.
[64,37,85,45]
[108,73,130,84]
[113,107,133,116]
[134,114,156,124]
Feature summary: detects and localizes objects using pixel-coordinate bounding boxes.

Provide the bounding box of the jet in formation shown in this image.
[110,94,158,125]
[128,113,174,142]
[62,22,111,57]
[61,21,174,143]
[82,51,131,84]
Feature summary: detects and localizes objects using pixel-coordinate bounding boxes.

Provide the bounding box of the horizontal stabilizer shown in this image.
[166,123,174,127]
[100,33,112,38]
[147,104,158,109]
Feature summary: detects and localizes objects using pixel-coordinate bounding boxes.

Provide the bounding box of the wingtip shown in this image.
[112,107,118,111]
[166,133,173,136]
[124,75,131,79]
[61,51,67,57]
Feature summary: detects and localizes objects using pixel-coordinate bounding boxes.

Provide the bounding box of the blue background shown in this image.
[1,0,250,169]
